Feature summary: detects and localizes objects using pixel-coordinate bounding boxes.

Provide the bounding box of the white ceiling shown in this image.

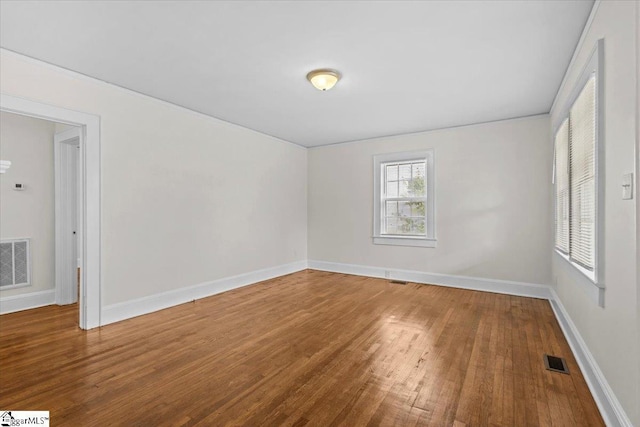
[0,1,593,147]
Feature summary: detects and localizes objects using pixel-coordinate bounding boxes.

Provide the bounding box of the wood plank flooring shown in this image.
[0,270,603,426]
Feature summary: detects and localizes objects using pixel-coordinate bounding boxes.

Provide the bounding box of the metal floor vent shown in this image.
[543,354,569,374]
[390,280,407,285]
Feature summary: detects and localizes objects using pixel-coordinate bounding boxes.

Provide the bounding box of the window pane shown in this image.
[399,163,412,180]
[398,201,411,217]
[409,176,425,197]
[385,201,398,216]
[385,217,398,234]
[412,163,425,179]
[398,217,411,234]
[411,218,426,235]
[386,164,398,181]
[399,180,410,197]
[398,217,417,234]
[386,181,398,197]
[411,201,425,216]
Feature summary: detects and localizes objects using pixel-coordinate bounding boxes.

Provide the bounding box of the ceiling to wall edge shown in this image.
[2,46,567,150]
[0,48,305,149]
[549,0,600,114]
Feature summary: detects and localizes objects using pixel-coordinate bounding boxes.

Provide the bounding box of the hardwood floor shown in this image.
[0,270,603,426]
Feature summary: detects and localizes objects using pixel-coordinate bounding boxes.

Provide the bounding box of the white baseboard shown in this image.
[0,289,55,314]
[549,289,633,427]
[307,260,553,299]
[307,259,631,427]
[101,260,308,326]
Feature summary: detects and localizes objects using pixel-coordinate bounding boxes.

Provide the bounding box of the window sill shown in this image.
[554,249,601,287]
[373,236,437,248]
[0,283,31,291]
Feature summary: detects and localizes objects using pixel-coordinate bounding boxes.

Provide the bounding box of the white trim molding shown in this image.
[549,289,634,427]
[102,260,308,326]
[550,0,601,113]
[308,260,551,299]
[0,289,55,315]
[307,259,632,426]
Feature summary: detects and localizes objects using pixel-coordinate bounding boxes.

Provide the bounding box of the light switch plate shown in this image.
[622,173,633,200]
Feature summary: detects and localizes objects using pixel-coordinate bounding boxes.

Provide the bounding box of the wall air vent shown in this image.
[0,239,31,288]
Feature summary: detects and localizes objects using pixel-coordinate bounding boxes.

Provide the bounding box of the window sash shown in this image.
[554,74,596,272]
[568,75,596,270]
[381,160,427,237]
[383,197,427,202]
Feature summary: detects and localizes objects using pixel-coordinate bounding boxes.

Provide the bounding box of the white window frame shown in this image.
[552,39,604,287]
[373,150,436,247]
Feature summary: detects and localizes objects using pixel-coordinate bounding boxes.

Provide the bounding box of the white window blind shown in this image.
[553,39,602,286]
[554,119,570,253]
[568,75,596,270]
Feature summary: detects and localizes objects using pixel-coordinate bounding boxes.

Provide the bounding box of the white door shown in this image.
[54,128,80,305]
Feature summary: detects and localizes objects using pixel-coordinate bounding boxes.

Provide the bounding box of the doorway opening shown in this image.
[55,126,81,309]
[0,94,101,329]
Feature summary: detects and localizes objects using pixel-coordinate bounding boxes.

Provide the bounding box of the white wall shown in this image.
[636,3,640,424]
[0,50,308,307]
[308,115,552,285]
[0,112,55,297]
[550,1,638,424]
[54,122,75,134]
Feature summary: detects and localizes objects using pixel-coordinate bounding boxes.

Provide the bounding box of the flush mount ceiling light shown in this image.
[306,69,341,91]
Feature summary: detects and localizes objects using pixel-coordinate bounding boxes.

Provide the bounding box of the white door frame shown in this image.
[54,127,81,306]
[0,93,101,330]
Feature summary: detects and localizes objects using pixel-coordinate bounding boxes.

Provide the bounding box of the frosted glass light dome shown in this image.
[306,69,340,91]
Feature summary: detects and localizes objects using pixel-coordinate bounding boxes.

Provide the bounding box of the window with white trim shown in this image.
[373,150,436,247]
[553,40,602,283]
